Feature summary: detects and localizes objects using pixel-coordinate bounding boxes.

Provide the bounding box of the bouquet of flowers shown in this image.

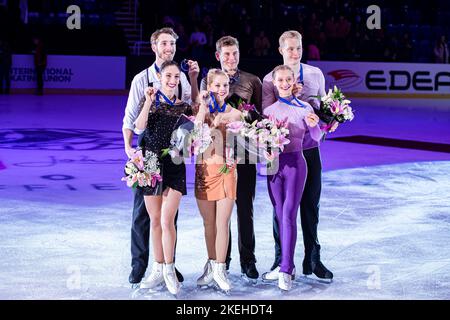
[161,114,213,159]
[121,149,162,188]
[226,115,290,168]
[312,85,355,132]
[186,121,213,156]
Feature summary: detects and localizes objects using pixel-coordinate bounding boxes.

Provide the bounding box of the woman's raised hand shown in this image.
[199,90,210,103]
[305,112,320,127]
[144,86,157,102]
[292,83,303,96]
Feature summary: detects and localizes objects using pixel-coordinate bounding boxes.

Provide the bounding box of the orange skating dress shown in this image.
[195,112,237,201]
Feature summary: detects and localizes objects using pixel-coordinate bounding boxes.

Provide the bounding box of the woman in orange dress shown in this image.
[194,69,242,292]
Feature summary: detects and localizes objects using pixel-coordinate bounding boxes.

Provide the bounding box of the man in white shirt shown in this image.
[261,30,334,282]
[122,27,199,285]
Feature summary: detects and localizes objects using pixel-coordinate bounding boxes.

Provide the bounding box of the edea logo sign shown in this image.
[366,70,450,91]
[327,69,363,90]
[311,61,450,94]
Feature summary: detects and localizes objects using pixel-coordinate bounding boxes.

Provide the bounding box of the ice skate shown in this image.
[197,259,215,287]
[163,263,181,295]
[278,272,292,291]
[240,262,259,284]
[140,262,164,289]
[213,262,232,293]
[303,261,333,283]
[262,266,295,282]
[129,265,146,287]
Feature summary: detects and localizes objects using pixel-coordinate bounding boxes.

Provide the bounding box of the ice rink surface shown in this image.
[0,94,449,299]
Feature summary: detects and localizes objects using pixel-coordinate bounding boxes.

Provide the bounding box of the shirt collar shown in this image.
[228,69,240,84]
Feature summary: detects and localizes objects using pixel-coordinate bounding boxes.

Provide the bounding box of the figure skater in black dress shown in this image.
[134,61,193,295]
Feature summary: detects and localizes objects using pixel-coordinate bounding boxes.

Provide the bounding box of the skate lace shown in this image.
[217,267,229,284]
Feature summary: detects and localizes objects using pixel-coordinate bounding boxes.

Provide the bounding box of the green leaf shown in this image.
[309,94,321,100]
[219,164,229,174]
[161,148,170,158]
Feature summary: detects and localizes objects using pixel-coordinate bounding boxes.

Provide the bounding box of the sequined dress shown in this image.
[140,101,192,196]
[195,110,238,201]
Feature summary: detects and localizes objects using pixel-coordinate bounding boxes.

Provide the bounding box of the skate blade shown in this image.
[241,274,258,285]
[218,288,231,295]
[131,287,148,298]
[303,274,333,284]
[261,275,278,283]
[168,290,180,298]
[131,283,166,298]
[144,282,167,293]
[212,283,232,295]
[139,281,166,290]
[197,283,214,289]
[131,283,140,289]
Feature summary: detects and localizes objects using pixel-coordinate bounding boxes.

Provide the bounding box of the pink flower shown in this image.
[227,121,245,133]
[128,175,138,187]
[130,150,144,170]
[320,122,334,132]
[274,116,289,128]
[150,174,162,188]
[330,100,343,115]
[275,135,290,147]
[239,103,255,112]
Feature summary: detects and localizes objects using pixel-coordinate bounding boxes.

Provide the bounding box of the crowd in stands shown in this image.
[0,0,449,63]
[139,0,449,63]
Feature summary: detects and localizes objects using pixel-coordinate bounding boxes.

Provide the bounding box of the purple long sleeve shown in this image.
[263,100,322,153]
[308,122,322,142]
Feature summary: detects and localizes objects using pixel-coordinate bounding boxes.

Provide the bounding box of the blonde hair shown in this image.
[206,68,229,88]
[150,27,179,44]
[278,30,302,48]
[215,36,239,53]
[271,65,295,79]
